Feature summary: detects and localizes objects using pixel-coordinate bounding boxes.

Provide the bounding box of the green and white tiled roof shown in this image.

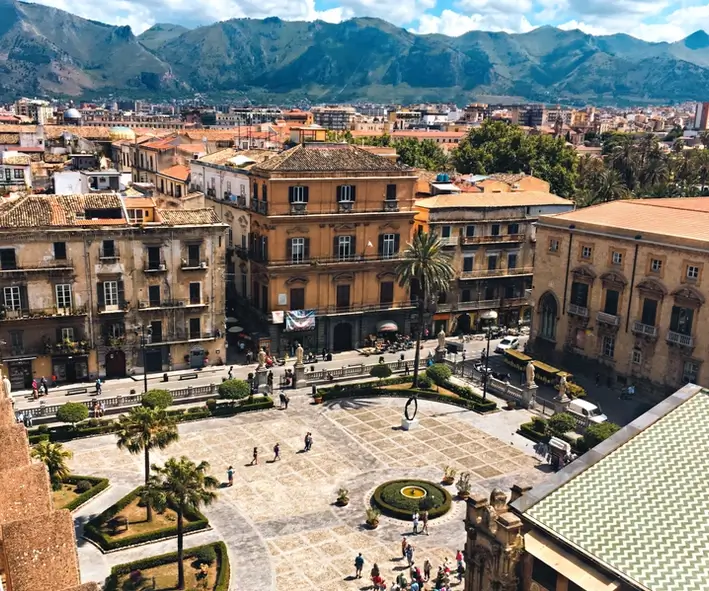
[527,388,709,591]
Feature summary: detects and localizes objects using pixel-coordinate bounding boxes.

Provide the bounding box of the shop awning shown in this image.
[524,531,621,591]
[5,356,37,362]
[377,321,399,332]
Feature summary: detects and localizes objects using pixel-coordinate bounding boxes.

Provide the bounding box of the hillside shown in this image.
[3,2,709,104]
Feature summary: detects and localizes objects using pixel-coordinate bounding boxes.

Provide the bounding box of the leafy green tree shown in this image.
[115,407,179,521]
[547,412,576,436]
[217,379,251,401]
[392,138,449,171]
[370,363,392,388]
[425,363,452,385]
[142,389,173,410]
[395,231,454,387]
[31,441,72,490]
[580,422,621,450]
[56,402,89,429]
[146,457,218,590]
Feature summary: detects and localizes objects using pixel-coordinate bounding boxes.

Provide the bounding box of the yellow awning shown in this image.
[524,531,621,591]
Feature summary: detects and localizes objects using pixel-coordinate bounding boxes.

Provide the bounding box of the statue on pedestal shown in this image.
[525,361,536,387]
[437,328,446,350]
[295,342,304,366]
[557,375,569,401]
[257,347,267,369]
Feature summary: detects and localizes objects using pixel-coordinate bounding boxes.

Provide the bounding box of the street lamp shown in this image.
[134,324,153,394]
[480,310,498,401]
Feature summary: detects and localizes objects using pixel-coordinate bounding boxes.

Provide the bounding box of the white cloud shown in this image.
[412,8,534,36]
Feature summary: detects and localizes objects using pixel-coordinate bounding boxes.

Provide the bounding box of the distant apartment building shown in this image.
[0,194,226,389]
[694,102,709,130]
[311,106,357,130]
[52,169,130,195]
[461,103,489,124]
[390,130,467,150]
[216,107,283,127]
[14,98,54,124]
[0,152,32,192]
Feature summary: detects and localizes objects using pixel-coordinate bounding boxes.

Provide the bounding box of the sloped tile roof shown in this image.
[159,164,190,182]
[253,143,408,173]
[0,134,20,144]
[0,194,125,227]
[157,208,221,226]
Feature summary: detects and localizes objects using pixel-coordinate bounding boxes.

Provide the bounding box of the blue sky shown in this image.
[30,0,709,41]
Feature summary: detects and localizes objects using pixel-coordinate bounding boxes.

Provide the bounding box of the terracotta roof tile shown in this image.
[159,164,191,182]
[157,208,222,226]
[254,143,407,173]
[416,191,572,209]
[0,194,126,228]
[0,133,19,144]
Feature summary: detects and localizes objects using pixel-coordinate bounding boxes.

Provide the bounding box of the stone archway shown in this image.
[538,291,559,341]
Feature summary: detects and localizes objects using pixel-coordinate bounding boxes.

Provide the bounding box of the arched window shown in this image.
[539,292,558,340]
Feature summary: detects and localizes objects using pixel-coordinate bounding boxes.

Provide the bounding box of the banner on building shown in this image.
[271,311,284,324]
[285,309,316,332]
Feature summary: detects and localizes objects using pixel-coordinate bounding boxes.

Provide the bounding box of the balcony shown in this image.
[383,199,399,212]
[632,321,658,338]
[0,305,89,321]
[0,260,74,275]
[99,247,120,261]
[236,196,247,208]
[439,236,458,247]
[667,330,694,347]
[338,201,354,213]
[206,187,216,198]
[459,267,534,279]
[568,303,589,318]
[596,311,620,327]
[461,234,526,246]
[144,260,167,273]
[98,302,129,314]
[264,252,403,268]
[150,329,221,345]
[290,202,307,215]
[314,300,418,315]
[180,259,208,271]
[138,299,207,310]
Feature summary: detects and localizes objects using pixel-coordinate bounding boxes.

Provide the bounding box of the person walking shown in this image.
[283,394,290,409]
[40,376,48,396]
[279,393,286,409]
[595,372,600,386]
[401,536,408,558]
[228,366,234,380]
[405,543,414,567]
[273,442,280,461]
[354,553,364,579]
[423,559,432,581]
[95,378,102,395]
[421,510,429,535]
[31,379,38,399]
[250,447,258,466]
[412,510,419,534]
[227,465,234,486]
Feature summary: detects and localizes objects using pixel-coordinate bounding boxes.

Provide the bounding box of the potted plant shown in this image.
[336,488,350,506]
[313,389,323,404]
[365,507,380,529]
[442,465,457,485]
[456,472,472,500]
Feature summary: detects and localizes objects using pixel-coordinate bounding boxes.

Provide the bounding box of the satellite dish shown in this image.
[227,326,244,333]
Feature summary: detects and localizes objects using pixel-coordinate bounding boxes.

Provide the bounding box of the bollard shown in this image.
[163,373,169,382]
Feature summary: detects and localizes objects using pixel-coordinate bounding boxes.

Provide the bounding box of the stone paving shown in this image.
[67,393,548,591]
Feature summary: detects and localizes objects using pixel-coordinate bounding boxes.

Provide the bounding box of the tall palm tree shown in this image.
[395,231,454,387]
[596,169,629,203]
[31,440,73,490]
[116,407,179,521]
[146,457,218,590]
[610,139,638,190]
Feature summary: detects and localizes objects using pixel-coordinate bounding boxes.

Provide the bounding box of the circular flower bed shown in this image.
[372,479,452,520]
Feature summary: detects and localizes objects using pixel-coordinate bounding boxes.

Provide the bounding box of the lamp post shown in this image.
[480,310,498,401]
[134,324,153,394]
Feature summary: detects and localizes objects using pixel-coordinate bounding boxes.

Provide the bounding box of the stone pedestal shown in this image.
[255,368,269,394]
[293,363,306,389]
[521,384,538,409]
[552,395,571,414]
[435,347,447,363]
[401,417,420,430]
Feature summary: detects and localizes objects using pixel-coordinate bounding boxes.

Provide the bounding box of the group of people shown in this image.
[31,376,50,399]
[91,399,106,417]
[231,432,314,473]
[357,542,464,591]
[15,411,33,428]
[411,510,429,535]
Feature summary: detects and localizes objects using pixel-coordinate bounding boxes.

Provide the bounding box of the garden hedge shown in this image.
[61,475,110,511]
[372,479,452,520]
[27,397,274,444]
[104,541,230,591]
[83,486,209,551]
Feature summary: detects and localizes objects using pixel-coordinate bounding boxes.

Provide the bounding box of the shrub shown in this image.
[426,364,452,385]
[370,363,393,384]
[141,389,173,410]
[218,379,251,401]
[86,418,100,428]
[56,402,89,428]
[416,375,433,390]
[547,413,577,436]
[579,422,621,451]
[206,398,217,411]
[38,424,49,434]
[566,382,587,399]
[193,545,217,565]
[531,416,548,434]
[61,475,110,511]
[75,480,93,493]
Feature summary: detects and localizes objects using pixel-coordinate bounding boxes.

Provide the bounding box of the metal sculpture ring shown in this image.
[404,395,418,421]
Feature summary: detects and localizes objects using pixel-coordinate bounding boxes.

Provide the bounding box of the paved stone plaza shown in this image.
[68,394,547,591]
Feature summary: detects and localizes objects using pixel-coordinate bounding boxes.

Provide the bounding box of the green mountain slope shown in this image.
[3,3,709,104]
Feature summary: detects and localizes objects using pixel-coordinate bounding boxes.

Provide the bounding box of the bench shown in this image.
[178,373,199,381]
[67,387,88,396]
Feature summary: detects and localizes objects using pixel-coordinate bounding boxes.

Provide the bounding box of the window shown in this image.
[290,288,305,310]
[461,289,471,302]
[386,184,397,200]
[262,184,267,201]
[289,186,308,203]
[189,282,201,305]
[54,242,67,260]
[382,234,396,259]
[683,360,699,383]
[604,289,619,315]
[379,282,394,305]
[641,298,658,325]
[539,292,558,340]
[687,265,700,280]
[102,240,116,258]
[3,286,21,310]
[104,281,119,307]
[128,208,144,223]
[507,253,518,269]
[337,235,354,260]
[507,223,519,235]
[61,327,75,342]
[148,285,160,307]
[0,248,16,270]
[491,224,500,236]
[549,238,559,253]
[226,181,231,194]
[55,284,72,309]
[632,349,642,365]
[581,245,593,259]
[487,255,498,270]
[9,331,22,351]
[612,251,623,265]
[337,185,355,202]
[670,306,694,335]
[146,246,162,269]
[463,256,474,272]
[150,320,163,343]
[290,238,307,263]
[441,226,451,238]
[189,318,201,339]
[187,244,200,266]
[650,258,662,273]
[602,335,615,358]
[570,281,589,307]
[465,225,475,238]
[336,284,350,309]
[13,169,24,180]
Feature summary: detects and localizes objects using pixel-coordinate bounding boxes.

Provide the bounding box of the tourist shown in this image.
[395,571,407,588]
[405,543,414,567]
[227,465,234,486]
[410,580,420,591]
[16,411,23,425]
[354,553,364,578]
[279,393,286,409]
[24,414,32,428]
[283,394,290,409]
[322,347,327,361]
[95,378,102,395]
[421,510,429,535]
[457,561,465,581]
[31,379,38,399]
[250,447,258,466]
[412,565,423,585]
[228,366,234,380]
[423,559,432,581]
[40,376,48,396]
[305,432,313,451]
[404,362,410,376]
[456,550,463,569]
[273,442,280,461]
[99,401,105,417]
[412,510,419,534]
[401,536,408,558]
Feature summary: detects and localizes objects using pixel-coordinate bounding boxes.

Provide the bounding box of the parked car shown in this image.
[568,399,608,424]
[495,336,519,354]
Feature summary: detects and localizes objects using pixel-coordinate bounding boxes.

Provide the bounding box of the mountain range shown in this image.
[3,0,709,105]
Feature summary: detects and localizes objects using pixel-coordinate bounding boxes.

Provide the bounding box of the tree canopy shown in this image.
[31,441,72,490]
[56,402,88,428]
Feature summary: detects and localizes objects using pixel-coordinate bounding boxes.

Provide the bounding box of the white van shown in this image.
[568,399,608,424]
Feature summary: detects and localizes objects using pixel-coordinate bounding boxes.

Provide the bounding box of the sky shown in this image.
[27,0,709,42]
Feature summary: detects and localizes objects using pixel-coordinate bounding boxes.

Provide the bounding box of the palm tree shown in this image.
[146,457,218,590]
[595,169,629,203]
[116,407,179,521]
[610,138,638,189]
[31,441,73,490]
[395,231,454,387]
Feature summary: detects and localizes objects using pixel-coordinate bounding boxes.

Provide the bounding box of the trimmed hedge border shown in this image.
[372,479,452,520]
[28,397,274,445]
[60,475,110,512]
[517,421,580,452]
[83,486,210,552]
[104,541,230,591]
